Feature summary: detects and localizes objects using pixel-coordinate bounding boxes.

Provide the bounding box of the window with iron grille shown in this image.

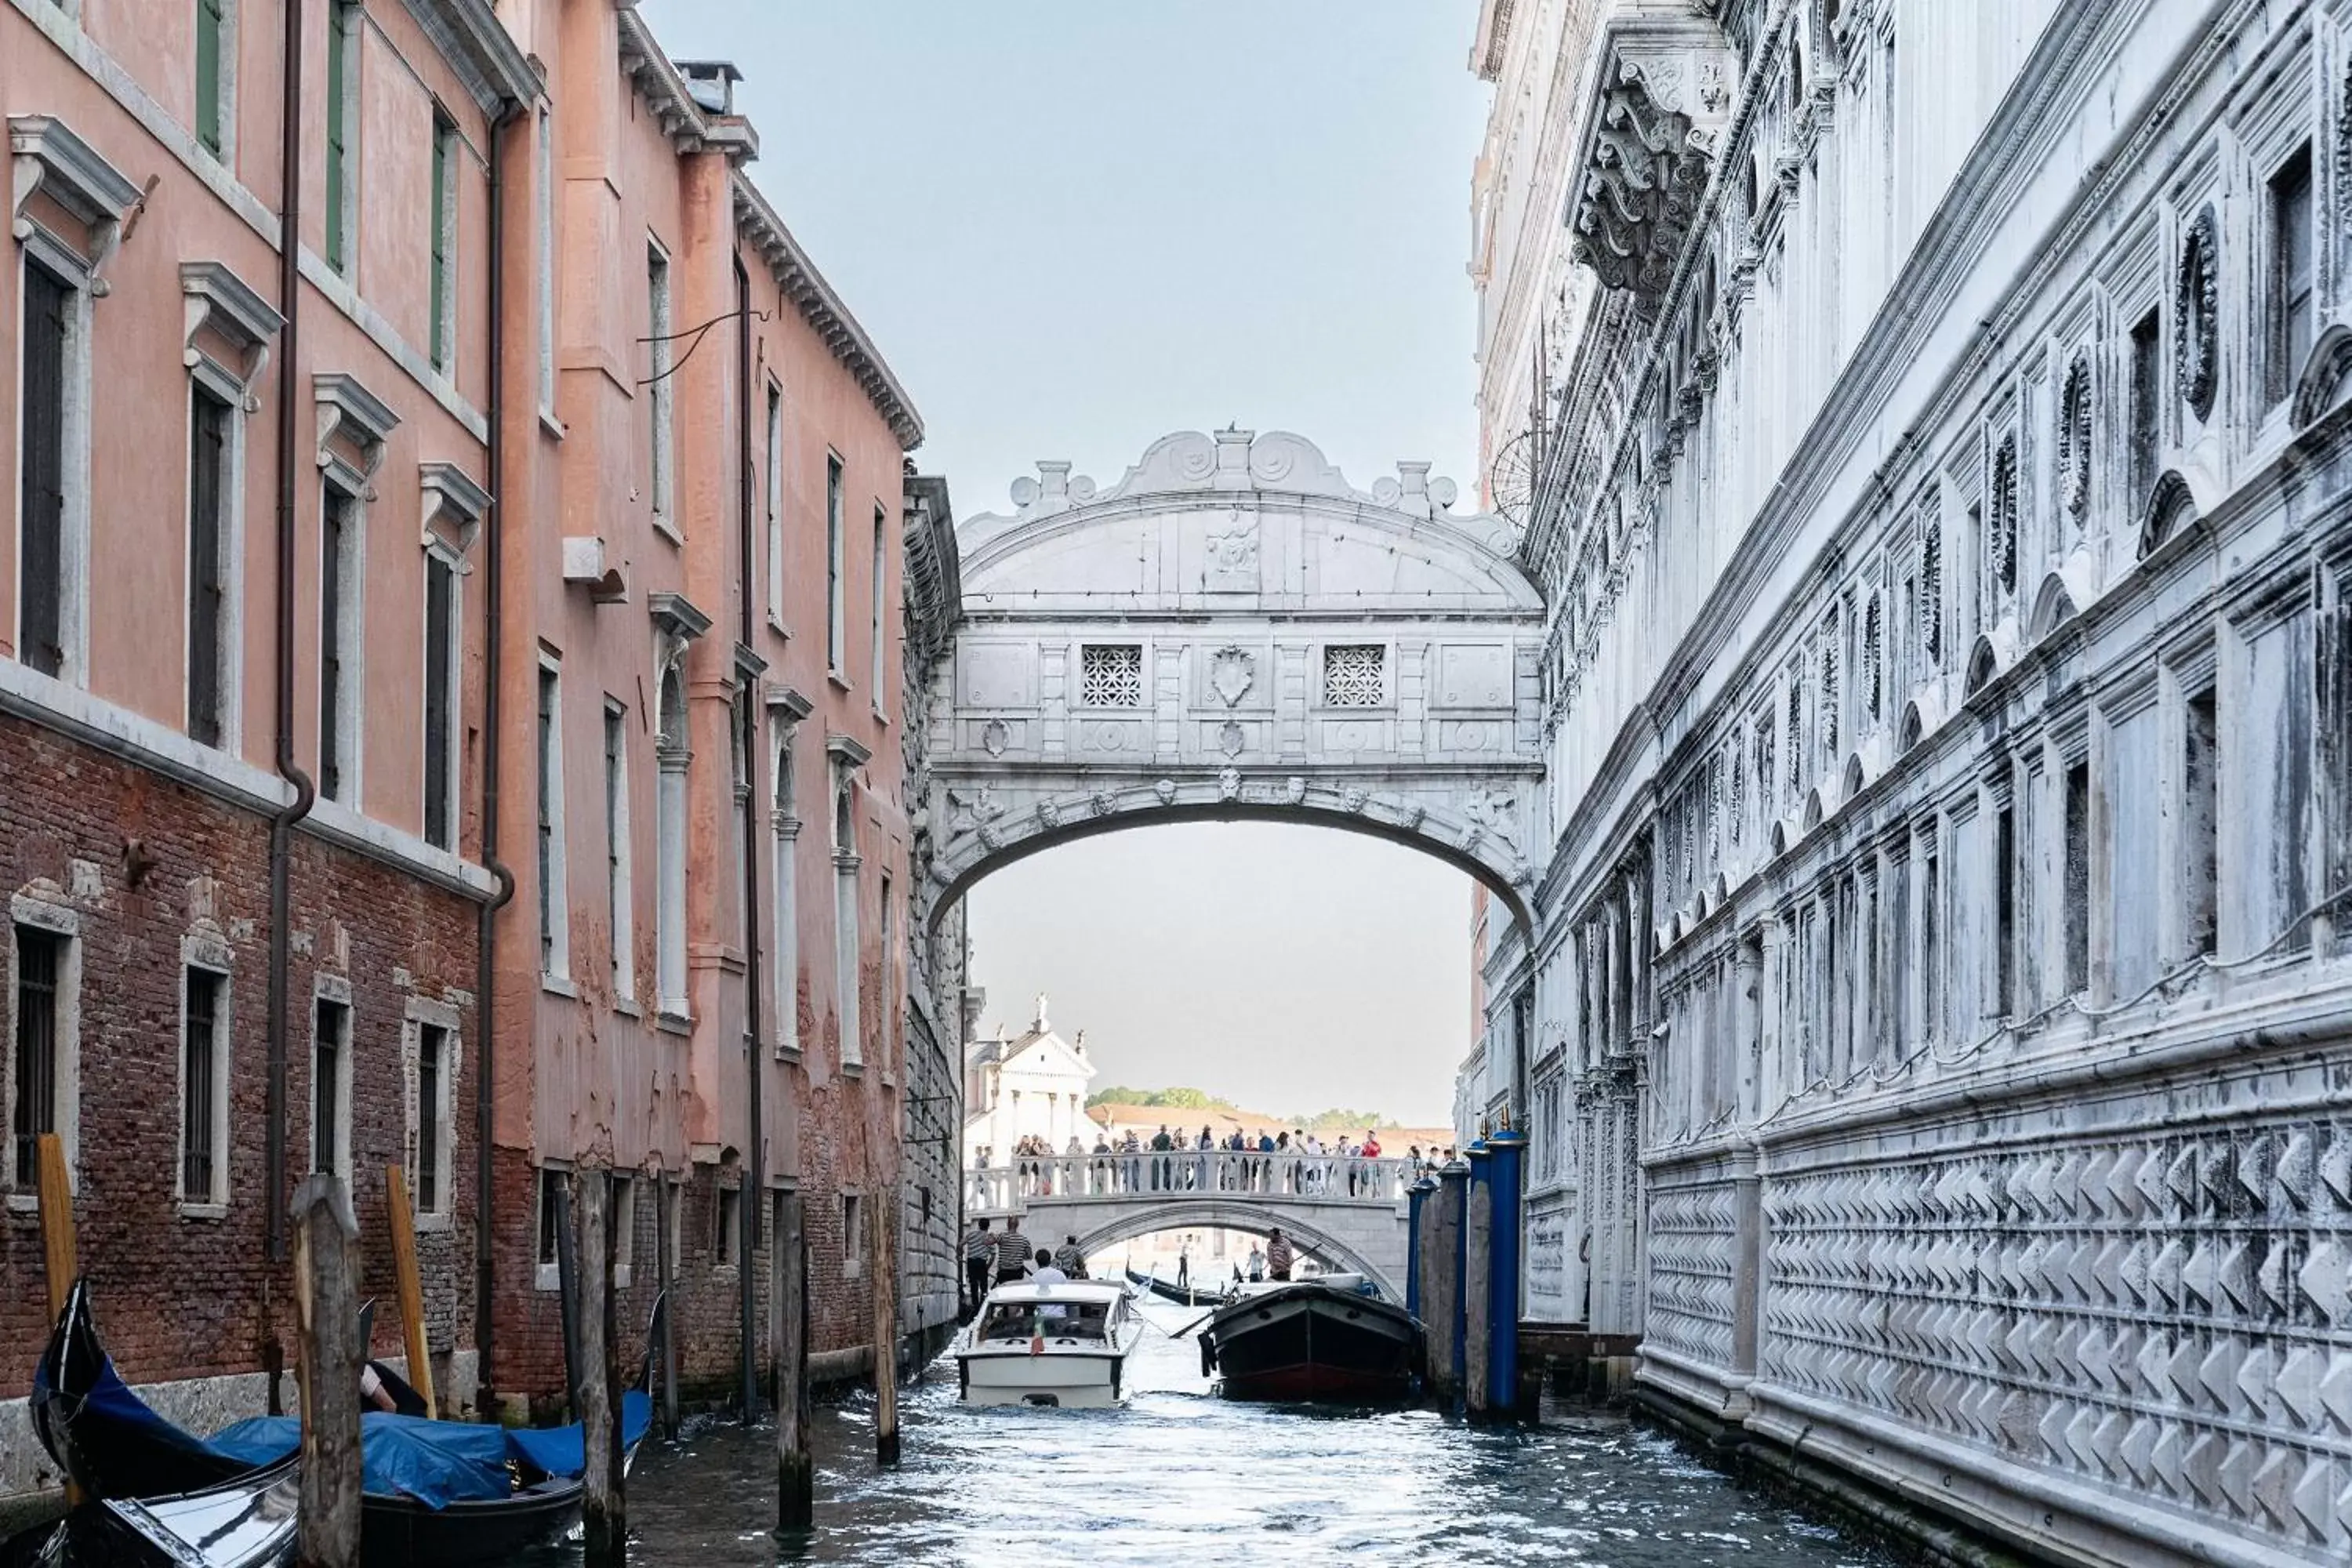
[182,968,223,1201]
[537,1167,563,1265]
[12,927,62,1187]
[417,1024,446,1214]
[1079,644,1143,707]
[312,998,347,1176]
[1322,644,1385,707]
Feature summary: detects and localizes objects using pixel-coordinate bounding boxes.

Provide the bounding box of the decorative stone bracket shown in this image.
[10,114,141,294]
[1566,17,1733,303]
[180,261,282,405]
[314,372,400,496]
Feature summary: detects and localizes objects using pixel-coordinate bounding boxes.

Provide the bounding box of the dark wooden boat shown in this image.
[1198,1279,1420,1402]
[27,1279,655,1567]
[1124,1265,1225,1306]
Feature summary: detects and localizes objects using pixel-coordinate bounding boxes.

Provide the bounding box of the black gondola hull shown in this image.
[1202,1284,1419,1403]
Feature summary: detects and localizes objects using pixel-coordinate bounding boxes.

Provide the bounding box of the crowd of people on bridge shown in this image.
[971,1127,1441,1203]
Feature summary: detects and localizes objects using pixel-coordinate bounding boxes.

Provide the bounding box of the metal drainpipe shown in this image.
[735,256,765,1419]
[265,0,315,1272]
[475,100,522,1417]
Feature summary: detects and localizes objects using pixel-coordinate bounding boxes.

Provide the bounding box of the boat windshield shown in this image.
[978,1302,1113,1341]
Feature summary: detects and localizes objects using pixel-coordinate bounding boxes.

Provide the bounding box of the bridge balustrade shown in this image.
[964,1152,1417,1214]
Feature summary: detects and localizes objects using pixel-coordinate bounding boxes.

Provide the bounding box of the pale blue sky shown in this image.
[648,2,1494,1123]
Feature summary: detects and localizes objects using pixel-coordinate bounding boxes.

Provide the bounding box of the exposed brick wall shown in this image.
[0,713,479,1401]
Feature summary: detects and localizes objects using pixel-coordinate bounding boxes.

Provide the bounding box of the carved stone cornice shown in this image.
[1564,12,1733,305]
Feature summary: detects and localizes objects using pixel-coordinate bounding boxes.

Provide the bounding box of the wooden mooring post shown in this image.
[657,1172,680,1437]
[383,1164,437,1417]
[292,1174,363,1568]
[573,1168,624,1567]
[872,1185,900,1465]
[777,1192,814,1530]
[35,1133,84,1506]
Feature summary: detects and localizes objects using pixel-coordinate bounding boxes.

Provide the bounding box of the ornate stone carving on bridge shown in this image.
[1566,14,1733,303]
[927,429,1549,927]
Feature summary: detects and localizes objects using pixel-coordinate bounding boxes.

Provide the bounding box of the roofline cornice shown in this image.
[732,174,925,450]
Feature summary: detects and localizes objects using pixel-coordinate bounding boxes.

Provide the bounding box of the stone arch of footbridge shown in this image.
[1053,1198,1405,1302]
[917,428,1549,934]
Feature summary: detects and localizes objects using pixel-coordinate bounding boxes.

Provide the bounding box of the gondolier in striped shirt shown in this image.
[993,1217,1033,1286]
[1265,1228,1294,1282]
[963,1218,995,1315]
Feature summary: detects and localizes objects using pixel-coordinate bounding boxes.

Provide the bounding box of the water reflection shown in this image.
[532,1298,1893,1567]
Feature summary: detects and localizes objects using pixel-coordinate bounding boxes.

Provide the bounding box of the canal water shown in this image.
[527,1296,1896,1567]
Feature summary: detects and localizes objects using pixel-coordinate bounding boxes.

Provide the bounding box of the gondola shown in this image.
[1197,1277,1420,1402]
[28,1279,655,1567]
[1123,1265,1227,1307]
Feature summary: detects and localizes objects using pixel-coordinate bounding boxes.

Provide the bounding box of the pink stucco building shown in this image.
[0,0,945,1502]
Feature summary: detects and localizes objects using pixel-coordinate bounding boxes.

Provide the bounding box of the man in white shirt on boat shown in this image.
[1029,1248,1071,1322]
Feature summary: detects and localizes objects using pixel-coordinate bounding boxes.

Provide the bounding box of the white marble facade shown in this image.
[1468,0,2352,1563]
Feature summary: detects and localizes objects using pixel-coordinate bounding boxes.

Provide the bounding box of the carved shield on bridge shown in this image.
[1210,645,1256,708]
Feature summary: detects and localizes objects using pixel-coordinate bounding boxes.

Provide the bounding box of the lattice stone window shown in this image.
[1079,644,1143,707]
[1322,644,1385,707]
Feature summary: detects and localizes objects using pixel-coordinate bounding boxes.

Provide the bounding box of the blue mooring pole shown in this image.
[1405,1175,1430,1320]
[1486,1128,1527,1420]
[1443,1156,1469,1414]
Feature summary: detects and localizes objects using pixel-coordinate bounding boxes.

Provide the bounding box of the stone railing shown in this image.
[965,1152,1417,1215]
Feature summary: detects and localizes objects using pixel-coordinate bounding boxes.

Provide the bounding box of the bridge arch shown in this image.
[1069,1199,1405,1302]
[918,428,1548,937]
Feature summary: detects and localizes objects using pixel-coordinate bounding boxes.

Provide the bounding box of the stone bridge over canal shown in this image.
[916,426,1548,932]
[966,1152,1416,1301]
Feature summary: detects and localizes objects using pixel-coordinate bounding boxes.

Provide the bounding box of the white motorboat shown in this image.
[953,1281,1145,1408]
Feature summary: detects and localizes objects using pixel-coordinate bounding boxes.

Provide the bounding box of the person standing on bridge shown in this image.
[963,1217,995,1316]
[994,1215,1033,1287]
[1150,1124,1174,1191]
[1265,1228,1294,1283]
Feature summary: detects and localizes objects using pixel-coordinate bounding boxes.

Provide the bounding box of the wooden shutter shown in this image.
[320,488,345,800]
[196,0,226,154]
[188,388,229,746]
[326,2,350,269]
[429,118,451,368]
[18,265,68,678]
[423,554,453,846]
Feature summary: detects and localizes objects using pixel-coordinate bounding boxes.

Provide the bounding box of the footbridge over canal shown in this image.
[966,1152,1416,1301]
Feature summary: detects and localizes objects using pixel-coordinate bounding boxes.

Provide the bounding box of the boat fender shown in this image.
[1200,1334,1216,1378]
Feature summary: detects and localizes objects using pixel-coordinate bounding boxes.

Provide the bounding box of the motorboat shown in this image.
[1198,1276,1420,1402]
[953,1281,1144,1407]
[27,1279,653,1567]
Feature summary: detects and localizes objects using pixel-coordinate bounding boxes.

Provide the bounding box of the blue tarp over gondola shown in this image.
[503,1390,653,1480]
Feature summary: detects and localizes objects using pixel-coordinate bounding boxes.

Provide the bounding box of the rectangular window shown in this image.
[181,968,223,1201]
[2128,310,2161,512]
[536,1167,563,1266]
[536,664,566,977]
[2269,145,2315,408]
[18,262,70,680]
[423,554,456,848]
[13,927,63,1187]
[610,1174,635,1275]
[604,701,632,997]
[325,1,356,272]
[311,997,347,1176]
[717,1185,740,1265]
[1323,644,1386,707]
[646,242,673,524]
[318,483,357,802]
[1079,644,1143,707]
[2063,760,2090,996]
[535,109,554,414]
[1921,848,1940,1040]
[870,504,887,701]
[416,1023,445,1214]
[2183,686,2220,958]
[429,111,456,372]
[878,872,893,1070]
[842,1192,863,1277]
[187,385,232,746]
[195,0,227,157]
[764,384,782,623]
[826,456,845,673]
[1994,804,2016,1017]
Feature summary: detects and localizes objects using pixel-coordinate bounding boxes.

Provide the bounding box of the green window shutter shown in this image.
[195,0,224,155]
[429,121,449,368]
[325,2,350,270]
